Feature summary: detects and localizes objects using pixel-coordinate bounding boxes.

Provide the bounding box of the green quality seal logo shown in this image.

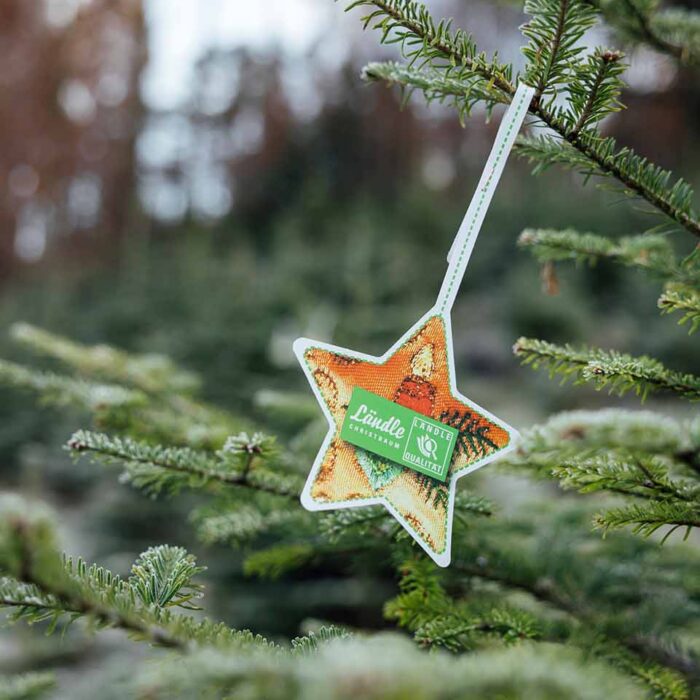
[340,387,458,481]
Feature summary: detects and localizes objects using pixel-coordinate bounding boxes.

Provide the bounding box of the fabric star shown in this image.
[294,314,517,566]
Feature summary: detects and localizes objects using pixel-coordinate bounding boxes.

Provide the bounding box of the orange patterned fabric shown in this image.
[302,315,510,557]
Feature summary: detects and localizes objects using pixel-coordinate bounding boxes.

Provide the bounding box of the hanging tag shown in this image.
[294,83,535,567]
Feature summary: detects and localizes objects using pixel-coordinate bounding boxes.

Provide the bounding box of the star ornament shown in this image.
[293,83,533,567]
[293,314,516,566]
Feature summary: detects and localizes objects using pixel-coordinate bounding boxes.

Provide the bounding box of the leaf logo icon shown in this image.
[417,434,438,461]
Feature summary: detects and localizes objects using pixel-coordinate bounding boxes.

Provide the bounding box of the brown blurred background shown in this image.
[0,0,696,280]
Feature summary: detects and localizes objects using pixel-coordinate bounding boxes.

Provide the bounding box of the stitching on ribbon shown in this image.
[438,86,531,315]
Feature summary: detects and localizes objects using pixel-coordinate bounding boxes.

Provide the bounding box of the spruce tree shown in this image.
[0,1,699,698]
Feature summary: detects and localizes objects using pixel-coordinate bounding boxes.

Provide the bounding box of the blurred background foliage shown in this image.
[0,0,698,693]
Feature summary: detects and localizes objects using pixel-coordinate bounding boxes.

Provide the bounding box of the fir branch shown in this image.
[506,411,700,541]
[241,494,492,580]
[1,328,248,450]
[518,228,695,283]
[390,547,694,691]
[243,544,317,580]
[516,408,700,462]
[238,494,695,687]
[51,425,314,584]
[587,0,700,65]
[66,430,301,499]
[0,499,187,650]
[658,285,700,334]
[514,134,699,238]
[454,490,494,518]
[591,640,692,700]
[131,637,643,700]
[318,507,393,543]
[0,575,275,653]
[414,607,541,651]
[290,626,351,655]
[128,546,205,610]
[350,0,700,238]
[253,389,322,428]
[222,431,279,472]
[346,0,515,94]
[521,0,597,97]
[593,500,699,540]
[0,579,188,650]
[193,506,302,547]
[10,323,199,395]
[451,553,576,616]
[650,7,700,65]
[0,497,276,653]
[509,409,700,476]
[362,61,508,123]
[0,673,55,700]
[618,0,685,60]
[568,49,626,136]
[551,454,697,501]
[384,556,450,631]
[240,507,417,580]
[552,456,700,539]
[449,534,698,683]
[513,337,700,401]
[386,559,540,651]
[0,359,145,412]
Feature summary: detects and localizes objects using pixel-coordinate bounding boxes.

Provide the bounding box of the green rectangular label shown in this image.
[340,387,458,482]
